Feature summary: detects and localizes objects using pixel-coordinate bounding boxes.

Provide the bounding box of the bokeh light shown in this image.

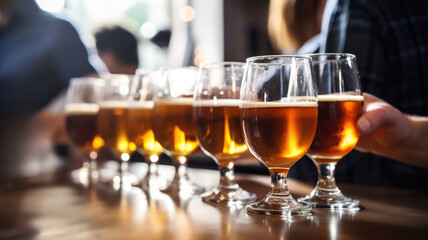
[179,5,195,22]
[36,0,65,13]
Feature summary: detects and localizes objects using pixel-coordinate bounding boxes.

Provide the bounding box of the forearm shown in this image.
[375,115,428,169]
[392,116,428,169]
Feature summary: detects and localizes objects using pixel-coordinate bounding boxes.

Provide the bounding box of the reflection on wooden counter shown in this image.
[0,163,427,239]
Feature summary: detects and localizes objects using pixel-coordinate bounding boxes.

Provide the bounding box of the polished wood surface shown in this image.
[1,163,427,240]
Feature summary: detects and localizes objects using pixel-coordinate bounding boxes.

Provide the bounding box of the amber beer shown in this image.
[194,99,247,162]
[307,95,364,164]
[241,101,318,169]
[65,103,98,149]
[97,101,129,154]
[127,101,163,156]
[153,98,199,157]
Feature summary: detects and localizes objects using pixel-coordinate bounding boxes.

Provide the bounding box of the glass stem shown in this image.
[172,156,190,182]
[316,163,340,193]
[120,161,129,176]
[148,161,159,177]
[89,151,97,172]
[218,161,238,190]
[270,169,291,197]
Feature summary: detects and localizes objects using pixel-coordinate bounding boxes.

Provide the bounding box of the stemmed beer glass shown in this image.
[97,75,137,186]
[65,77,104,185]
[128,69,167,191]
[194,62,257,204]
[152,67,205,194]
[298,53,363,210]
[240,55,318,215]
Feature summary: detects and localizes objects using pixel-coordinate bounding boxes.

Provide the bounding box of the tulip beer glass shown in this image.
[298,53,363,210]
[194,62,257,203]
[241,55,318,215]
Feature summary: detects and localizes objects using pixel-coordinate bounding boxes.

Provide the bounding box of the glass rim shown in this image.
[70,77,104,86]
[101,73,134,80]
[135,68,152,75]
[160,66,199,72]
[305,53,356,62]
[246,54,312,65]
[200,61,245,68]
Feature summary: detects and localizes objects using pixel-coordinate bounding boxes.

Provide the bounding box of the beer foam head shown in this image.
[240,101,318,108]
[128,101,154,109]
[65,103,99,114]
[155,97,194,106]
[194,99,241,107]
[318,94,364,102]
[99,101,129,109]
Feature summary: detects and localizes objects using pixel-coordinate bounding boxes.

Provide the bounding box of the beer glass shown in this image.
[97,75,137,185]
[128,69,167,191]
[241,55,318,215]
[194,62,257,203]
[152,67,205,194]
[65,78,104,184]
[298,53,363,210]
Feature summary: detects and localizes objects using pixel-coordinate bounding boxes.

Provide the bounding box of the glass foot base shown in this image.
[202,187,257,204]
[161,179,205,195]
[111,172,138,187]
[298,190,360,210]
[135,175,168,192]
[70,167,99,186]
[247,196,312,216]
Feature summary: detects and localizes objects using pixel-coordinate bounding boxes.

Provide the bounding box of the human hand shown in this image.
[356,93,428,169]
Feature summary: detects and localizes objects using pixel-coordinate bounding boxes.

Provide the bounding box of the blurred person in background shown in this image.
[95,26,139,75]
[0,0,97,185]
[268,0,428,189]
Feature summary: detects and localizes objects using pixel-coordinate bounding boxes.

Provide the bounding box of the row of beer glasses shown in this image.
[65,53,363,216]
[241,54,363,215]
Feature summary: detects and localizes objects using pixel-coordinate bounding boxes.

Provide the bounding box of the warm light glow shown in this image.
[129,142,137,152]
[140,22,158,39]
[221,112,248,155]
[92,135,105,149]
[223,117,236,155]
[340,122,359,150]
[283,115,305,158]
[194,44,209,66]
[143,130,163,152]
[179,5,196,22]
[118,139,129,153]
[174,126,186,152]
[36,0,65,13]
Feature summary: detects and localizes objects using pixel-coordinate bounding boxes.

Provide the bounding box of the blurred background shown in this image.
[0,0,275,185]
[35,0,272,70]
[2,0,427,190]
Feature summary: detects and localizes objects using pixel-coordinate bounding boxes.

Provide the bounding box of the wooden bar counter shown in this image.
[1,163,427,240]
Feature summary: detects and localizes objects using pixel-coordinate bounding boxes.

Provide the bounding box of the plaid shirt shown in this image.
[292,0,428,189]
[327,0,428,115]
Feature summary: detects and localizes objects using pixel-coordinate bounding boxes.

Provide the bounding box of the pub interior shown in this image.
[1,0,428,239]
